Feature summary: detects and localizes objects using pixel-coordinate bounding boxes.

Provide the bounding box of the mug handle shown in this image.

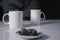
[2,30,9,40]
[2,13,9,25]
[40,12,45,20]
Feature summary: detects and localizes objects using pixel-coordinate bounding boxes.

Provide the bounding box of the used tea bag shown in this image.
[20,27,29,35]
[29,29,37,36]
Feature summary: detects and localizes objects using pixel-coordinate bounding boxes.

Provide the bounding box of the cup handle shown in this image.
[2,30,9,40]
[41,12,45,20]
[2,13,9,25]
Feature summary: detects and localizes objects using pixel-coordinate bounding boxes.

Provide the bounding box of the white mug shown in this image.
[31,9,45,25]
[2,11,23,40]
[2,11,23,28]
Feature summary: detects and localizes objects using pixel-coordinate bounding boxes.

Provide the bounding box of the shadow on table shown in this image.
[40,21,57,25]
[23,21,57,27]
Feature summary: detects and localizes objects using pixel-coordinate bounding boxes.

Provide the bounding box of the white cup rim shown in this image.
[30,9,41,11]
[9,11,23,12]
[9,11,23,13]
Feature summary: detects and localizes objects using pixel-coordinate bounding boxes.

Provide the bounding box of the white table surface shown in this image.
[0,20,60,40]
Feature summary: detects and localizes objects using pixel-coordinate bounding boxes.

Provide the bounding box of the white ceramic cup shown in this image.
[2,11,23,28]
[2,11,23,40]
[31,9,45,25]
